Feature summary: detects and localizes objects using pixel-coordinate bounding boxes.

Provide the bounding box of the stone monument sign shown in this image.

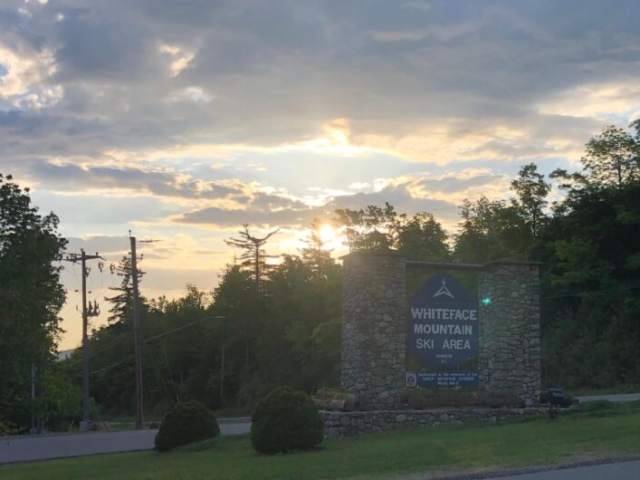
[341,250,541,409]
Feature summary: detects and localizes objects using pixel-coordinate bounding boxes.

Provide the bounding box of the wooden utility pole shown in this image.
[130,235,144,430]
[64,249,103,431]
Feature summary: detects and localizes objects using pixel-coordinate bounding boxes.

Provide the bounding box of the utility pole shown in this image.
[64,249,103,432]
[128,234,159,430]
[130,235,144,430]
[30,363,36,435]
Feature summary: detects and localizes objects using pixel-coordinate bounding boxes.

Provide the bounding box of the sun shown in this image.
[318,224,336,244]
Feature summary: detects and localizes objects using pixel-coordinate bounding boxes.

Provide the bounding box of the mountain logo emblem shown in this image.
[433,278,455,299]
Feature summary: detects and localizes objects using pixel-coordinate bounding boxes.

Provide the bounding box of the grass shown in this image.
[3,411,640,480]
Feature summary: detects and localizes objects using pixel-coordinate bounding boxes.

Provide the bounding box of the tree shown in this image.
[0,174,67,430]
[224,224,279,289]
[334,203,397,251]
[104,255,145,329]
[582,125,639,190]
[538,123,640,389]
[264,254,342,391]
[454,196,530,263]
[396,212,450,261]
[511,163,550,238]
[210,265,259,404]
[551,123,640,193]
[299,219,335,277]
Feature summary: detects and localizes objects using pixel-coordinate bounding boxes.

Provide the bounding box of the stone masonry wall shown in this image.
[323,407,549,438]
[341,251,407,410]
[478,261,541,405]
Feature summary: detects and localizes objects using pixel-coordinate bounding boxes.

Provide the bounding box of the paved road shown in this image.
[0,417,251,464]
[485,459,640,479]
[576,393,640,403]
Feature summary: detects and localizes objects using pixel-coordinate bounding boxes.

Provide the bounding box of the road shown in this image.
[0,417,251,464]
[575,393,640,403]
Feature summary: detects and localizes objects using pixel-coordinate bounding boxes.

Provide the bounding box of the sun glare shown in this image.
[319,224,336,244]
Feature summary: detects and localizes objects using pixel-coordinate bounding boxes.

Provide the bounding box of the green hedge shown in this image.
[251,387,324,455]
[154,400,220,452]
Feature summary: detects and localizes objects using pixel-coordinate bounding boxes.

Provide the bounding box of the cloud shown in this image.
[172,170,508,230]
[3,0,639,165]
[4,0,640,348]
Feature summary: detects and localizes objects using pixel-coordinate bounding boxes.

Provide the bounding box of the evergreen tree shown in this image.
[104,255,145,329]
[224,224,279,289]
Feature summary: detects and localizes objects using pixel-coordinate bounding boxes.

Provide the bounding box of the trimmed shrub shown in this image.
[154,400,220,452]
[251,387,324,455]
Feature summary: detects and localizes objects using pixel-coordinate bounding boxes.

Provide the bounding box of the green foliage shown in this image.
[104,255,146,328]
[396,212,450,261]
[224,224,279,287]
[0,174,67,430]
[36,365,83,431]
[154,400,220,452]
[511,163,550,237]
[541,183,640,389]
[454,197,530,263]
[333,204,451,261]
[334,203,397,251]
[582,125,639,189]
[0,419,20,436]
[251,387,324,455]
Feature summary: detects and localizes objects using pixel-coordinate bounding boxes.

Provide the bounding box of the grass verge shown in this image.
[2,411,640,480]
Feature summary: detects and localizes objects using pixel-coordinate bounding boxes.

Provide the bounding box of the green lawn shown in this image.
[3,412,640,480]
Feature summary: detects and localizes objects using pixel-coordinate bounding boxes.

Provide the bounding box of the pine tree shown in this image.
[224,224,279,289]
[105,255,145,328]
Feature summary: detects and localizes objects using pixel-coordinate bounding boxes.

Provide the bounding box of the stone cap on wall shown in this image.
[340,251,542,269]
[483,258,543,267]
[340,249,406,261]
[406,261,484,271]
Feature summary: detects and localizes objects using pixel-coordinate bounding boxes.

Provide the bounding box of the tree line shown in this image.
[2,121,640,431]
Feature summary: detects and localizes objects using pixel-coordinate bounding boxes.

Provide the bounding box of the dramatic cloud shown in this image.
[2,0,639,347]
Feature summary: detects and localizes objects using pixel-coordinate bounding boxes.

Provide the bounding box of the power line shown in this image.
[144,316,225,344]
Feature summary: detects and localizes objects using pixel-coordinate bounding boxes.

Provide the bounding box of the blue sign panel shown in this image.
[408,274,478,367]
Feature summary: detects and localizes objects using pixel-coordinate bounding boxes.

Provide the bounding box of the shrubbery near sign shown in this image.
[154,401,220,452]
[251,387,324,455]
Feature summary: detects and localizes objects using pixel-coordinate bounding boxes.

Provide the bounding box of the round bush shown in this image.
[154,400,220,452]
[251,387,324,455]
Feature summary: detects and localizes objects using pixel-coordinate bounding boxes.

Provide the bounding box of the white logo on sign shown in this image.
[433,278,454,299]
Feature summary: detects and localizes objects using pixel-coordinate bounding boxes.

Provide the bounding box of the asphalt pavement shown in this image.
[575,393,640,403]
[0,417,251,464]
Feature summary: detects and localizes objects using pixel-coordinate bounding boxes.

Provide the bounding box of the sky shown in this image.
[1,0,640,350]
